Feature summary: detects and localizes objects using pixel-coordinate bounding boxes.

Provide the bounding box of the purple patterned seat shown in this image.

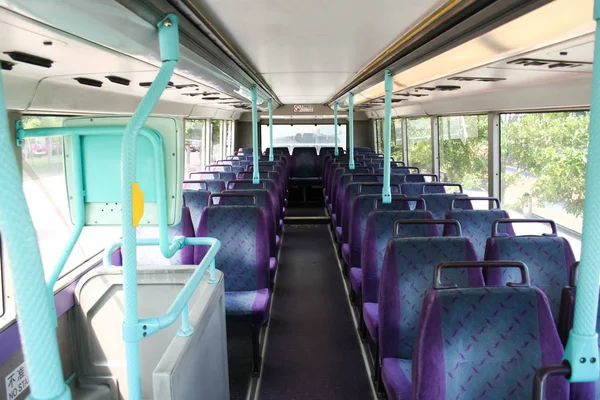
[413,283,567,399]
[379,237,482,399]
[238,147,254,156]
[338,182,400,245]
[329,167,372,217]
[227,179,283,233]
[484,234,575,323]
[194,205,271,324]
[111,206,195,266]
[182,189,210,232]
[444,209,514,260]
[361,210,434,345]
[222,189,279,280]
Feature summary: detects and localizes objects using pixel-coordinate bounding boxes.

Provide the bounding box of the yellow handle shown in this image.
[131,182,144,227]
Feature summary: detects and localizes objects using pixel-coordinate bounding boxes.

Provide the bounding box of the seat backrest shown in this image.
[413,285,567,399]
[379,237,481,360]
[238,147,253,156]
[206,180,226,194]
[342,183,401,243]
[484,236,575,322]
[291,147,318,177]
[206,164,231,172]
[223,189,276,257]
[420,193,472,220]
[225,179,281,220]
[195,205,270,292]
[347,194,412,269]
[444,210,514,260]
[111,206,195,266]
[401,182,444,199]
[182,189,210,231]
[362,210,434,303]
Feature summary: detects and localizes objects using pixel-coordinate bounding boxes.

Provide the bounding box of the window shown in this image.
[375,119,383,153]
[500,111,588,257]
[260,124,347,153]
[406,118,432,172]
[225,120,233,158]
[21,116,120,283]
[392,118,404,162]
[184,119,205,178]
[439,115,488,197]
[211,120,222,163]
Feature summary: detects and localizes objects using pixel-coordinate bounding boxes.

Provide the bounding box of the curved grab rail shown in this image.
[104,237,220,337]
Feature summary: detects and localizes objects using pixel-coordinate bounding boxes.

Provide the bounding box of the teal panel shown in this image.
[81,135,157,202]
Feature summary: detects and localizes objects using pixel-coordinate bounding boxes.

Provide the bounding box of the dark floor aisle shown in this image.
[258,224,373,400]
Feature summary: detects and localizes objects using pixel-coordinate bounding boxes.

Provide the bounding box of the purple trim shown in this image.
[0,277,79,365]
[483,238,504,286]
[412,290,445,399]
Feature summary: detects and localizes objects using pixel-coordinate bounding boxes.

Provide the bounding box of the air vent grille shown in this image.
[448,76,505,82]
[1,60,14,70]
[74,77,103,87]
[106,76,130,86]
[4,51,53,68]
[507,57,591,69]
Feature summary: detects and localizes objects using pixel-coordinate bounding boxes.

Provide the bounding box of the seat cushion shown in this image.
[363,302,379,343]
[225,289,271,325]
[350,267,362,296]
[342,243,350,266]
[335,226,343,244]
[381,358,412,400]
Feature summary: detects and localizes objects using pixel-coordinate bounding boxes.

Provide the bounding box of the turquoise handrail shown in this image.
[16,126,180,261]
[119,15,180,400]
[334,102,339,157]
[251,86,260,184]
[382,70,393,204]
[105,237,220,339]
[0,47,71,400]
[268,99,274,162]
[563,0,600,382]
[349,93,355,170]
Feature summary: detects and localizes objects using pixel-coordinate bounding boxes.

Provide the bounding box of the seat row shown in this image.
[321,153,590,398]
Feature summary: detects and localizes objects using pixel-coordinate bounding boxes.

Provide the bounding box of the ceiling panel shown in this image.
[191,0,446,103]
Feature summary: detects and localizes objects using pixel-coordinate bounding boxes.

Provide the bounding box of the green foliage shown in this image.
[407,118,432,172]
[439,115,488,191]
[501,112,589,217]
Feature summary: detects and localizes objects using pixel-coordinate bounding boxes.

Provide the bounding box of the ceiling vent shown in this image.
[1,60,14,70]
[4,51,53,68]
[400,92,429,98]
[435,85,461,91]
[507,57,591,69]
[140,81,174,88]
[448,76,505,82]
[74,77,103,88]
[106,76,130,86]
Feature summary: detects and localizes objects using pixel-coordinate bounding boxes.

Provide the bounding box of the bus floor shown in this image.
[256,223,373,400]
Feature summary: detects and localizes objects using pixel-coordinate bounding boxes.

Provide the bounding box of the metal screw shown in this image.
[592,358,597,364]
[163,19,172,27]
[580,358,587,363]
[143,332,147,337]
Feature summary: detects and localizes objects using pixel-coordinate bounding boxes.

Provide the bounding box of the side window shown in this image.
[406,117,432,172]
[184,119,206,178]
[21,116,120,284]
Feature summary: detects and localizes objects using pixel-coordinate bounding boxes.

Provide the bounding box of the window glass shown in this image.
[375,119,383,153]
[225,120,232,157]
[21,116,120,283]
[184,119,205,178]
[500,111,588,258]
[260,124,347,153]
[211,120,222,163]
[392,118,404,162]
[406,118,432,172]
[439,115,488,198]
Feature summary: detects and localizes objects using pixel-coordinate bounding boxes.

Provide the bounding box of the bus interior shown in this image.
[1,0,600,399]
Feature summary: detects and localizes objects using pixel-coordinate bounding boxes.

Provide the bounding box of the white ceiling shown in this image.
[192,0,446,104]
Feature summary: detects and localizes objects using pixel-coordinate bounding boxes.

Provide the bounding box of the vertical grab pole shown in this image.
[0,49,71,400]
[334,102,339,156]
[251,86,260,184]
[268,99,274,162]
[349,93,355,170]
[382,70,393,204]
[564,0,600,383]
[121,15,179,400]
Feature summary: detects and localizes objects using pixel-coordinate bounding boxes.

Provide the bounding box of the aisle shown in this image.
[258,224,373,400]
